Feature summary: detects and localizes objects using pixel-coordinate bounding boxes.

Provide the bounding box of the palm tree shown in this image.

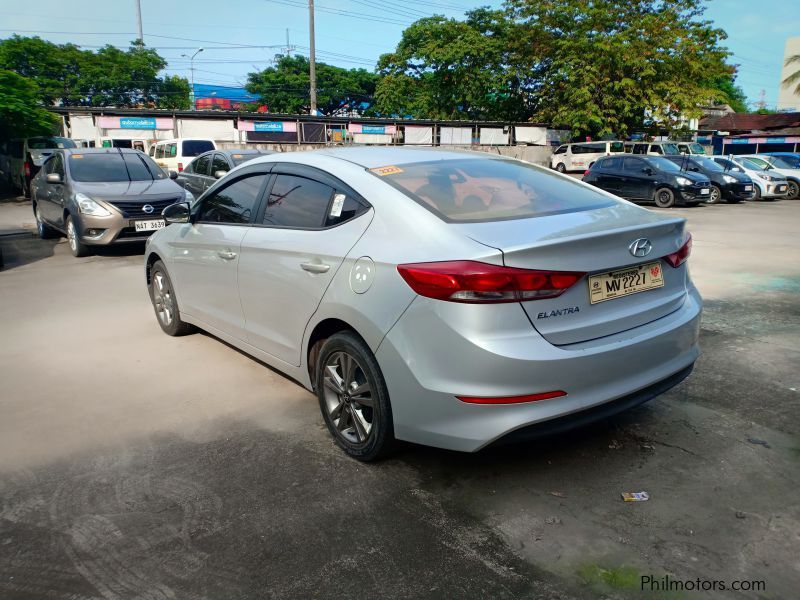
[783,55,800,95]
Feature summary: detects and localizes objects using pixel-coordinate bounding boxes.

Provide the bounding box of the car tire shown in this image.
[654,187,675,208]
[555,163,566,173]
[316,331,397,462]
[65,215,90,257]
[708,185,722,204]
[753,185,761,201]
[149,260,194,336]
[787,179,799,200]
[34,203,58,239]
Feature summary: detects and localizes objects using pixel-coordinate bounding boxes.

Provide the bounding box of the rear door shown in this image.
[594,157,624,195]
[168,169,270,340]
[39,153,66,227]
[238,165,373,365]
[621,157,652,199]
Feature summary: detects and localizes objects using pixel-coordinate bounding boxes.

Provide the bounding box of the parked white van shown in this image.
[550,141,625,172]
[624,141,682,156]
[151,138,216,172]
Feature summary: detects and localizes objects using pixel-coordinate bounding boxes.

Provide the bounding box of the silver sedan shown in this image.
[145,148,702,461]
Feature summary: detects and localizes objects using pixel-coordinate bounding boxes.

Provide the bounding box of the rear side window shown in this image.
[623,157,646,172]
[378,158,615,223]
[182,140,214,157]
[262,174,334,228]
[155,145,165,159]
[599,157,621,169]
[196,173,267,224]
[609,142,624,153]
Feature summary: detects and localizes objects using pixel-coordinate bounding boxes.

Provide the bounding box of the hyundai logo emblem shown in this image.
[629,238,653,257]
[142,204,154,214]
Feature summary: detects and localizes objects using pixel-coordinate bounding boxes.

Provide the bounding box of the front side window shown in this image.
[378,157,615,223]
[262,174,334,228]
[553,145,566,155]
[194,155,211,176]
[211,154,229,174]
[196,173,267,224]
[46,153,64,177]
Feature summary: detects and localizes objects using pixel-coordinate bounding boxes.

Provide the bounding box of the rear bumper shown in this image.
[376,286,702,452]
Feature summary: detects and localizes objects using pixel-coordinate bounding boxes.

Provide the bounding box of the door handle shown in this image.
[217,250,237,260]
[300,261,330,274]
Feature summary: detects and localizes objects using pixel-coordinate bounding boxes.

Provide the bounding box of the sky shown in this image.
[1,0,798,110]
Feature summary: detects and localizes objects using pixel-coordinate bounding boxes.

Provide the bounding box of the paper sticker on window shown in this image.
[232,154,243,158]
[71,154,84,159]
[330,193,346,217]
[370,165,403,176]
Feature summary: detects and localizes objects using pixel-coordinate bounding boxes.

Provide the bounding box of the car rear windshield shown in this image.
[28,137,76,149]
[68,152,167,182]
[375,158,615,223]
[181,140,215,157]
[230,152,260,166]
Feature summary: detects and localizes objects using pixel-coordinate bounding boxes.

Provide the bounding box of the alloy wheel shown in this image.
[67,220,77,252]
[322,351,375,445]
[152,271,174,327]
[35,206,44,237]
[788,180,799,200]
[709,187,720,203]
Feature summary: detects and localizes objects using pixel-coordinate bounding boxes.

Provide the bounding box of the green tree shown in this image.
[708,74,748,113]
[507,0,732,136]
[246,55,377,115]
[375,9,531,120]
[0,69,58,139]
[157,75,191,110]
[782,54,800,96]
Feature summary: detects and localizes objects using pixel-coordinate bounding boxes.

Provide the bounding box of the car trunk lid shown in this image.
[454,204,689,345]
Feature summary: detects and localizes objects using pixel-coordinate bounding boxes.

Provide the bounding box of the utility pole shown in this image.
[308,0,317,115]
[286,28,291,56]
[135,0,143,42]
[181,48,204,110]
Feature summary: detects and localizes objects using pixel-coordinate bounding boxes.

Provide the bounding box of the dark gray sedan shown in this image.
[176,149,271,199]
[31,148,191,257]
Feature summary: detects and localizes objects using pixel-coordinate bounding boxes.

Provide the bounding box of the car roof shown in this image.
[313,146,492,168]
[62,148,143,155]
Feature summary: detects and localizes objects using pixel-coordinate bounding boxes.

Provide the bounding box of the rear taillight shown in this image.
[583,169,590,177]
[24,162,30,177]
[664,234,692,268]
[177,162,184,172]
[396,261,585,303]
[457,390,567,404]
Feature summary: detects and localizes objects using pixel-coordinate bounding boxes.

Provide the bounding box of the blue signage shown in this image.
[769,137,786,144]
[119,117,156,130]
[254,121,284,132]
[362,125,386,134]
[730,138,749,144]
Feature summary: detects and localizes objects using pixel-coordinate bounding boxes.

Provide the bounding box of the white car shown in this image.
[741,155,800,199]
[550,141,625,173]
[710,156,789,200]
[150,138,216,173]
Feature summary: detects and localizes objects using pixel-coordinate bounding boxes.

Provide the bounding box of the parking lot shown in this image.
[1,193,798,598]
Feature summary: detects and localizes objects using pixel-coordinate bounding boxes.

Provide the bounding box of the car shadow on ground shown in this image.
[0,232,59,271]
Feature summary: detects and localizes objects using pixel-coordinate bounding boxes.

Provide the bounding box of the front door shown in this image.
[621,157,652,199]
[168,170,270,340]
[238,168,373,366]
[40,153,66,227]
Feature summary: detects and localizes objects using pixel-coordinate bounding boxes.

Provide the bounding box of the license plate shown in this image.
[744,185,752,191]
[700,188,710,194]
[134,219,166,232]
[588,262,665,304]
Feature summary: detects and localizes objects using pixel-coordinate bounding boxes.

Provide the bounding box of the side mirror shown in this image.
[214,170,228,179]
[163,201,190,224]
[689,167,700,172]
[642,167,654,176]
[46,173,62,184]
[168,170,179,180]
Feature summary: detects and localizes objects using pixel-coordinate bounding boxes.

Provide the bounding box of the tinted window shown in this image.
[167,143,177,157]
[648,157,682,172]
[770,156,800,169]
[69,152,165,182]
[211,153,229,174]
[182,140,214,157]
[632,144,648,155]
[661,143,680,154]
[230,152,261,166]
[650,145,664,155]
[609,142,624,153]
[28,137,76,150]
[325,193,367,227]
[196,173,266,224]
[380,158,615,223]
[623,157,646,172]
[46,154,64,176]
[262,174,333,228]
[553,146,566,155]
[155,145,165,159]
[194,155,211,175]
[600,157,622,170]
[693,157,723,172]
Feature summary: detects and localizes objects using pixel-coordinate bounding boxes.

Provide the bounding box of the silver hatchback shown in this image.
[145,148,702,461]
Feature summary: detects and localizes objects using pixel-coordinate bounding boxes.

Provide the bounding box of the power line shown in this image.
[264,0,411,26]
